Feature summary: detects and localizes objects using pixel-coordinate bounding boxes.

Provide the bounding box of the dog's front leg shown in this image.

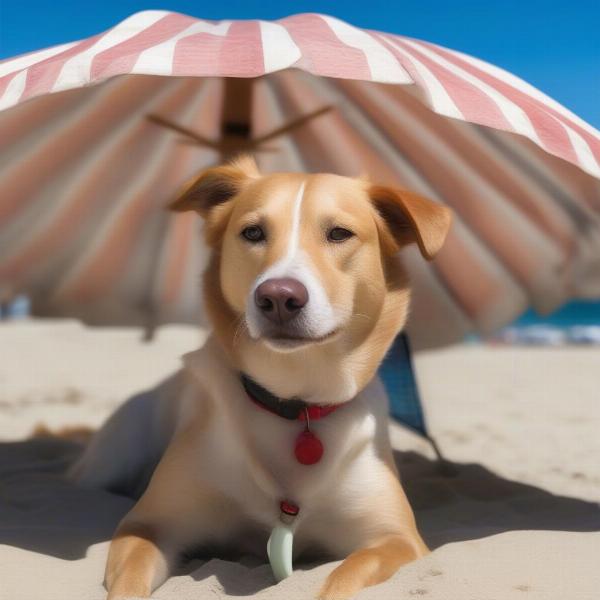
[105,521,172,600]
[318,534,426,600]
[103,420,235,600]
[317,460,428,600]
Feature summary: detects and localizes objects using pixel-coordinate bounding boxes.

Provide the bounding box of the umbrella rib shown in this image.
[147,114,220,150]
[251,105,334,146]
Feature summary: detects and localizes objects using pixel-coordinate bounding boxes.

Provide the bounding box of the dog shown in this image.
[71,156,452,600]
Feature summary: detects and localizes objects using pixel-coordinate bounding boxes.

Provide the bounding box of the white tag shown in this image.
[267,521,294,581]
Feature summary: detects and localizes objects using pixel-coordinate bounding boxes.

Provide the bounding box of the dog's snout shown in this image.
[254,278,308,324]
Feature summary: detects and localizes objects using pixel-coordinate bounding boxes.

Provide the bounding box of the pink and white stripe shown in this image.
[0,12,599,347]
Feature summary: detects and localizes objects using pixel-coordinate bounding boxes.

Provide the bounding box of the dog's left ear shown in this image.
[169,155,260,216]
[369,185,452,260]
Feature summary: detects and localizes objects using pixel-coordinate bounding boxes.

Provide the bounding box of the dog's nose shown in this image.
[254,278,309,324]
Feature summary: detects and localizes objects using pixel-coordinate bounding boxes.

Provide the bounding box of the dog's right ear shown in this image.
[368,184,452,260]
[169,155,259,217]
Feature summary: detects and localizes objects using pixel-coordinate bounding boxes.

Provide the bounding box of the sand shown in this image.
[1,319,599,600]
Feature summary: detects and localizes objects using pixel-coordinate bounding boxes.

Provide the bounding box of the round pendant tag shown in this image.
[294,430,323,465]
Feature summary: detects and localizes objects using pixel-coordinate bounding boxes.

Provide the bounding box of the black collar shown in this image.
[240,374,348,421]
[241,374,308,420]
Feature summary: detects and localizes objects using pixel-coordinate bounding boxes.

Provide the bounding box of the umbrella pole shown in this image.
[220,77,254,160]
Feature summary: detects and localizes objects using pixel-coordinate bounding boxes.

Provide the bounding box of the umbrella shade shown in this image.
[1,11,599,348]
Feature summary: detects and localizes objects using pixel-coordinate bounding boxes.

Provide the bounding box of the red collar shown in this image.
[240,374,346,422]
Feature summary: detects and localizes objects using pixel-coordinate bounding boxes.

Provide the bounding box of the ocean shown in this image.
[514,300,600,327]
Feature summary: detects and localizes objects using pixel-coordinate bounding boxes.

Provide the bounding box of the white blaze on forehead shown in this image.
[283,181,306,266]
[255,181,306,280]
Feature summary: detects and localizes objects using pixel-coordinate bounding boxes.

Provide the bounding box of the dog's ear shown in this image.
[169,155,260,216]
[369,185,452,260]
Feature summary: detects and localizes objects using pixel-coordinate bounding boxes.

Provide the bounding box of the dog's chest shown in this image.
[198,391,378,526]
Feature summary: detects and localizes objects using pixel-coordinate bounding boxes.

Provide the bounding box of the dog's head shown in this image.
[173,157,451,394]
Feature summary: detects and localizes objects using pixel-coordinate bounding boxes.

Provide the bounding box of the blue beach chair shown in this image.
[379,333,445,462]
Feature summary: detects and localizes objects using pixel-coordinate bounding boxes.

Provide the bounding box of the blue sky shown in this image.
[1,0,599,128]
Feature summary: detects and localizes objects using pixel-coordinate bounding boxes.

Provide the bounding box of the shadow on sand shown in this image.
[0,438,133,560]
[395,450,600,548]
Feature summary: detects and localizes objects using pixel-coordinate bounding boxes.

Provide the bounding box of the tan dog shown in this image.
[71,156,451,600]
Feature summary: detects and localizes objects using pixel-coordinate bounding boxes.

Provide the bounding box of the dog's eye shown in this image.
[241,225,265,243]
[327,227,354,243]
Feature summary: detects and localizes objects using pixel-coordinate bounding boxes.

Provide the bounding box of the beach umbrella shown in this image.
[1,11,599,350]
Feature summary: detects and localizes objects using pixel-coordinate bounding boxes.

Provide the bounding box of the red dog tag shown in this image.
[294,429,323,465]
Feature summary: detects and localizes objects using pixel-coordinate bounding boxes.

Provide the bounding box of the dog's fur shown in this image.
[71,157,451,600]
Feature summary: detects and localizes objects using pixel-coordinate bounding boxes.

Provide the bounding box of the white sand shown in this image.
[1,320,599,600]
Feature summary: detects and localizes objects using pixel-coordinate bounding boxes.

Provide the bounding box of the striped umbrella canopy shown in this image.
[1,11,599,349]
